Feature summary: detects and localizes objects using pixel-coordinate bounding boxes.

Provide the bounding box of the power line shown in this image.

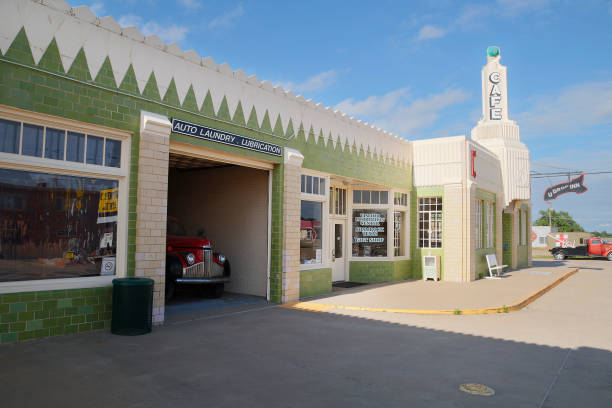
[530,170,612,179]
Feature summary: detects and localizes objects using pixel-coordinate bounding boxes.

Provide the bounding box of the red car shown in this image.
[550,237,612,261]
[165,217,230,300]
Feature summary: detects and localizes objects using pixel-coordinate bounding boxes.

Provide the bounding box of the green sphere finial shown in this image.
[487,46,500,58]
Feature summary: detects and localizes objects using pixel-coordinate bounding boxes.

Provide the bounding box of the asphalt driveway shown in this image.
[0,259,610,407]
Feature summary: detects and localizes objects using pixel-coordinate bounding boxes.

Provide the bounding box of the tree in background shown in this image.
[533,209,584,232]
[591,230,611,237]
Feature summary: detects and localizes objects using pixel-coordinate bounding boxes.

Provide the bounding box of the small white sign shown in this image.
[101,256,116,276]
[315,249,322,263]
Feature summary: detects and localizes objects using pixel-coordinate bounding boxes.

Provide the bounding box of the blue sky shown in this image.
[70,0,612,232]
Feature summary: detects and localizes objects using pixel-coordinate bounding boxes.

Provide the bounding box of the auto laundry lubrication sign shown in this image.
[171,118,282,156]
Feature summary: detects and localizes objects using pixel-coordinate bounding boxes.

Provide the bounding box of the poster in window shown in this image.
[352,210,387,257]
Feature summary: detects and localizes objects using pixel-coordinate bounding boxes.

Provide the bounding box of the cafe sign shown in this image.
[171,118,282,157]
[543,173,588,201]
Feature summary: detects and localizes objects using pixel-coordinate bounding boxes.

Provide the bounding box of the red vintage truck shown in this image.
[550,237,612,261]
[165,217,230,300]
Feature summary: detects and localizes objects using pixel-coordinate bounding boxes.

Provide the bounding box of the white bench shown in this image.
[485,254,507,279]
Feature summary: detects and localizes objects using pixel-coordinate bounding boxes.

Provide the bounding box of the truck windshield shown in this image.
[167,220,187,236]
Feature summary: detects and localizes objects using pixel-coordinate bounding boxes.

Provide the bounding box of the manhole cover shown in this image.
[459,383,495,396]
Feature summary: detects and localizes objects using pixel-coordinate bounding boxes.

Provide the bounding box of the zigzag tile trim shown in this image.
[0,0,412,164]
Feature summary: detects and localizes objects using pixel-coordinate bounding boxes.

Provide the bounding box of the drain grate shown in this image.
[459,383,495,396]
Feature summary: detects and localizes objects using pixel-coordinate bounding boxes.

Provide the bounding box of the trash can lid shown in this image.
[112,277,154,286]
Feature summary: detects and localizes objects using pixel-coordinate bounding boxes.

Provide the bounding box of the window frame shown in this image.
[300,172,329,270]
[0,105,130,294]
[485,201,495,248]
[418,196,443,249]
[475,199,483,250]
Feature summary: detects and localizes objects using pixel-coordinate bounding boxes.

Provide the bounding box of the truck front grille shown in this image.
[183,249,220,278]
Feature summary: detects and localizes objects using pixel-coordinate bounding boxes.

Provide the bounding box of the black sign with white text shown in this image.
[171,118,282,157]
[543,173,588,201]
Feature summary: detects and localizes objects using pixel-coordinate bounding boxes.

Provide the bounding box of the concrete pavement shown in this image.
[292,260,579,313]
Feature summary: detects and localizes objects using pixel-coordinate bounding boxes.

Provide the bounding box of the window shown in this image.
[418,197,442,248]
[521,210,527,245]
[0,168,119,282]
[353,210,387,257]
[475,199,483,249]
[394,192,408,206]
[330,187,347,215]
[394,211,404,256]
[300,175,325,196]
[485,202,495,248]
[353,190,388,205]
[0,119,121,168]
[300,201,323,264]
[539,237,546,245]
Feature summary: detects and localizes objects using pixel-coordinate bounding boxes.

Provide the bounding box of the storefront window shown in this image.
[0,168,119,282]
[352,210,387,257]
[475,199,483,249]
[300,200,322,264]
[418,197,442,248]
[394,211,404,256]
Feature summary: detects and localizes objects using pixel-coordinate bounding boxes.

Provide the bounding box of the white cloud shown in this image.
[335,88,470,136]
[416,25,447,41]
[280,70,338,93]
[118,15,188,43]
[88,2,105,16]
[178,0,201,9]
[517,81,612,136]
[208,4,245,29]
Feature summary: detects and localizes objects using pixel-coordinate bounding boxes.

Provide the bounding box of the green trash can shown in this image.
[111,277,154,335]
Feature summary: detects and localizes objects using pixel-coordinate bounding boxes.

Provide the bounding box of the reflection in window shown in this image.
[0,168,119,282]
[300,201,322,264]
[22,124,43,157]
[86,135,104,165]
[0,119,20,154]
[66,132,85,163]
[105,138,121,168]
[45,128,65,160]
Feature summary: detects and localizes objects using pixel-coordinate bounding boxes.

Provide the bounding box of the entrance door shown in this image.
[332,222,346,281]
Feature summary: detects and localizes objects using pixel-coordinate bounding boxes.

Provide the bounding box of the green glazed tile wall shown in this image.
[0,288,112,344]
[411,187,445,280]
[502,213,513,267]
[299,268,332,299]
[349,260,413,282]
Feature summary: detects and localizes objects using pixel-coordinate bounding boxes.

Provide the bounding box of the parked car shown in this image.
[550,237,612,261]
[165,217,230,300]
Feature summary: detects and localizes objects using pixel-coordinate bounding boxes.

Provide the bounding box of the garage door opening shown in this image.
[166,152,270,304]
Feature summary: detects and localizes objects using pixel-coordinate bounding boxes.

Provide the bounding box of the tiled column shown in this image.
[443,184,466,282]
[135,111,171,324]
[281,148,304,302]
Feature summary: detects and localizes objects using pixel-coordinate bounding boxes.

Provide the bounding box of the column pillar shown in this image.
[135,111,171,324]
[282,148,304,302]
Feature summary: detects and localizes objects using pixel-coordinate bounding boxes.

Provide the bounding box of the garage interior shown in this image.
[167,152,270,301]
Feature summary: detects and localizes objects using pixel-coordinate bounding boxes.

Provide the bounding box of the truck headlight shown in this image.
[218,254,226,263]
[185,253,195,265]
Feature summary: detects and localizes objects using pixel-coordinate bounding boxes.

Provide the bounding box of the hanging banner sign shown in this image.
[171,118,282,157]
[543,173,588,201]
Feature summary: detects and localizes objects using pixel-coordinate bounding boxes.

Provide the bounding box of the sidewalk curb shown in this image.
[283,268,579,315]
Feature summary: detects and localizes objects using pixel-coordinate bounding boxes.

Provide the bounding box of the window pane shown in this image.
[352,209,387,257]
[104,138,121,168]
[371,190,379,204]
[44,128,65,160]
[0,119,20,154]
[313,177,319,195]
[319,178,325,194]
[0,168,119,282]
[300,200,322,264]
[306,175,312,194]
[86,135,104,165]
[66,131,85,163]
[22,123,43,157]
[362,190,370,204]
[301,175,305,193]
[380,191,388,204]
[353,190,361,204]
[342,189,346,214]
[329,187,334,214]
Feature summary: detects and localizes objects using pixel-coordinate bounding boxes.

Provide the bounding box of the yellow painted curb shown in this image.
[286,268,579,316]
